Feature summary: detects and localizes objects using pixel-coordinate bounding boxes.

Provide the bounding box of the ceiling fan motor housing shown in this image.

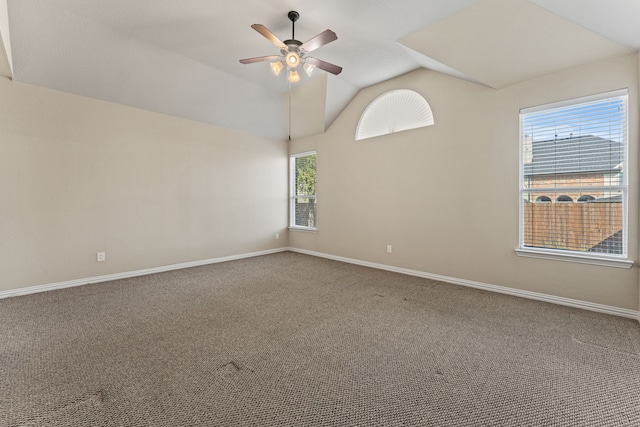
[282,39,302,52]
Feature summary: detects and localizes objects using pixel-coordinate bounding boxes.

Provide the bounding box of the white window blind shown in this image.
[519,89,628,261]
[355,89,434,140]
[290,151,317,230]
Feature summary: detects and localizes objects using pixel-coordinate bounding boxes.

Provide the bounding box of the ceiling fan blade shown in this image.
[300,29,337,53]
[305,57,342,75]
[239,55,282,64]
[251,24,287,50]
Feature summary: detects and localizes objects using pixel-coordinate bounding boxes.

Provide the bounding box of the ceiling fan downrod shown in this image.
[288,11,299,40]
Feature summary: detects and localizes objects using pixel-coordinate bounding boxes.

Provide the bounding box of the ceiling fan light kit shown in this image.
[270,61,284,76]
[285,51,300,67]
[240,11,342,84]
[288,69,300,83]
[303,62,315,77]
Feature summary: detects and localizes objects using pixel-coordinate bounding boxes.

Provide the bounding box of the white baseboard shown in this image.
[0,248,288,299]
[288,248,640,322]
[3,246,638,323]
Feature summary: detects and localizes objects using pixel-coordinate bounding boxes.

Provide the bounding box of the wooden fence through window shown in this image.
[523,203,622,252]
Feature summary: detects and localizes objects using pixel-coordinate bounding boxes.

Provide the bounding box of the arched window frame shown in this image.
[577,195,595,202]
[355,89,434,140]
[556,195,573,203]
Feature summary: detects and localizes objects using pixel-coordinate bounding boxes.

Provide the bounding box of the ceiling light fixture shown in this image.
[271,61,284,76]
[303,62,315,77]
[286,51,300,68]
[288,69,300,83]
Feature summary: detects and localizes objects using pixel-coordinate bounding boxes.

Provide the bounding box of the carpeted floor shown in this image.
[1,252,639,426]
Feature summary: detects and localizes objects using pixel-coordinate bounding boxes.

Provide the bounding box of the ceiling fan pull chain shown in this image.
[288,80,292,141]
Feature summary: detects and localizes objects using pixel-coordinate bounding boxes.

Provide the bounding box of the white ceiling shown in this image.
[1,0,638,140]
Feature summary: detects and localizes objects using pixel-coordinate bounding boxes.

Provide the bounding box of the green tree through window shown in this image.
[291,152,317,229]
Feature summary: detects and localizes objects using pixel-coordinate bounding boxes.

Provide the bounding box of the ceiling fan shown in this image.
[239,11,342,83]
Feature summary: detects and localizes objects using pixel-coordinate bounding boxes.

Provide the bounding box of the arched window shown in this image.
[535,196,551,203]
[556,195,573,203]
[577,195,595,202]
[355,89,434,140]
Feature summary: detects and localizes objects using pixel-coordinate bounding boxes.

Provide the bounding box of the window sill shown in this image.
[515,248,633,269]
[288,226,317,233]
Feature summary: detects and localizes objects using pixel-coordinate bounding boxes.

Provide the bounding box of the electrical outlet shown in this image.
[386,245,392,253]
[97,252,106,262]
[276,233,280,240]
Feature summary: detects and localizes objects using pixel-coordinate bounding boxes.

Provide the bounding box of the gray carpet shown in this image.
[1,252,639,426]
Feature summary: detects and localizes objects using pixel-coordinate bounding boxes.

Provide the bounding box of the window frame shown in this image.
[289,151,317,231]
[516,89,632,268]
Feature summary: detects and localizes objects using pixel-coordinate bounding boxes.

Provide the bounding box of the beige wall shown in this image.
[0,78,288,291]
[290,54,639,311]
[1,53,638,313]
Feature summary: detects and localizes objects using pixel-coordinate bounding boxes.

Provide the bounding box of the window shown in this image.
[535,196,551,203]
[355,89,434,140]
[577,195,595,202]
[556,195,573,203]
[518,89,631,267]
[290,151,317,230]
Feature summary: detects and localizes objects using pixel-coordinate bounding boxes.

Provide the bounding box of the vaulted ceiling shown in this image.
[0,0,638,140]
